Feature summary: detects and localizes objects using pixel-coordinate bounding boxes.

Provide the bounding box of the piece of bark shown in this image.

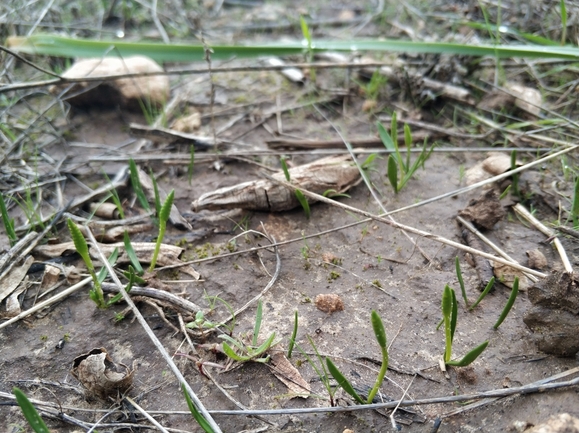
[459,189,505,230]
[192,155,361,212]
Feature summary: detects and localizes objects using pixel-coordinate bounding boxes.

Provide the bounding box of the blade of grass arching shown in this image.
[571,176,579,228]
[287,310,298,358]
[378,122,395,151]
[462,21,560,46]
[450,288,458,342]
[181,383,217,433]
[280,157,291,181]
[97,247,119,284]
[456,257,468,307]
[404,124,412,171]
[469,277,495,310]
[9,34,579,62]
[446,340,489,367]
[326,358,365,404]
[494,277,519,329]
[295,190,311,218]
[561,0,568,45]
[442,285,453,363]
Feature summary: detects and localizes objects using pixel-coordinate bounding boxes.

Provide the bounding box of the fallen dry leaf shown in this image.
[71,347,135,400]
[270,351,311,398]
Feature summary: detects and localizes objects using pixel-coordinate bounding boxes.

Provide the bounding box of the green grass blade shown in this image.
[446,341,489,367]
[123,231,144,275]
[469,277,495,310]
[159,189,175,223]
[442,285,453,363]
[387,155,398,193]
[253,332,276,356]
[253,300,263,347]
[181,383,217,433]
[13,387,50,433]
[450,288,458,342]
[326,358,365,404]
[494,277,519,329]
[10,34,579,63]
[295,190,311,218]
[188,145,195,186]
[128,159,150,213]
[287,310,298,358]
[280,157,291,181]
[0,194,17,247]
[561,0,568,45]
[378,122,395,151]
[572,176,579,227]
[67,219,93,273]
[455,257,468,307]
[371,310,387,349]
[97,247,119,284]
[222,342,250,362]
[151,168,162,217]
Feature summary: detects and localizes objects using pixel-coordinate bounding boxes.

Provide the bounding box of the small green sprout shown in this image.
[455,257,469,307]
[182,383,217,433]
[287,310,298,358]
[149,189,174,272]
[13,387,50,433]
[494,277,519,329]
[0,194,17,247]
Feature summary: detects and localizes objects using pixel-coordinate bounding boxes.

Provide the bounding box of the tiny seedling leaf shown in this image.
[450,288,458,342]
[442,285,453,363]
[295,190,311,218]
[280,157,291,181]
[326,358,365,404]
[253,301,263,347]
[387,155,398,193]
[252,332,276,357]
[0,194,17,247]
[371,310,387,349]
[469,277,495,310]
[13,387,50,433]
[287,310,298,358]
[446,341,489,367]
[181,383,216,433]
[123,231,144,275]
[67,219,93,272]
[128,159,151,212]
[97,247,119,284]
[222,342,250,362]
[159,189,175,223]
[455,257,468,307]
[494,277,519,329]
[378,122,395,151]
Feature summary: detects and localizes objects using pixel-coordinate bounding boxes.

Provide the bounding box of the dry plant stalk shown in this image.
[191,155,361,212]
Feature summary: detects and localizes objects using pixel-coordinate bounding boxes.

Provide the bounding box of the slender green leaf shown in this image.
[151,168,162,217]
[442,285,453,363]
[222,342,249,361]
[561,0,568,45]
[280,157,291,181]
[446,341,489,367]
[10,34,579,63]
[218,334,246,351]
[13,387,50,433]
[181,383,216,433]
[455,257,468,307]
[494,277,519,329]
[295,190,311,218]
[252,332,276,356]
[253,300,263,347]
[378,122,395,151]
[326,358,365,404]
[287,310,298,358]
[371,310,387,349]
[387,155,398,193]
[128,159,150,212]
[123,231,144,275]
[499,185,512,200]
[0,194,17,247]
[404,124,412,170]
[97,247,119,284]
[469,277,495,310]
[67,219,93,272]
[159,189,175,223]
[450,288,458,342]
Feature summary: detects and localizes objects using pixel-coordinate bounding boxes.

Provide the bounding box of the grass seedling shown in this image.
[561,0,568,45]
[378,114,436,193]
[494,277,519,329]
[469,277,495,310]
[123,231,144,276]
[149,189,174,272]
[128,158,151,213]
[280,156,311,218]
[441,285,488,366]
[219,301,277,363]
[13,387,50,433]
[287,310,298,358]
[326,310,389,404]
[67,219,106,308]
[0,194,17,247]
[300,16,315,81]
[182,383,216,433]
[455,257,469,307]
[297,336,341,406]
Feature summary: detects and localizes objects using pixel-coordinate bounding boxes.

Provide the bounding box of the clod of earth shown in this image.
[526,248,548,270]
[191,155,361,212]
[523,271,579,356]
[525,413,579,433]
[50,56,169,110]
[458,189,505,230]
[71,347,135,400]
[315,293,344,313]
